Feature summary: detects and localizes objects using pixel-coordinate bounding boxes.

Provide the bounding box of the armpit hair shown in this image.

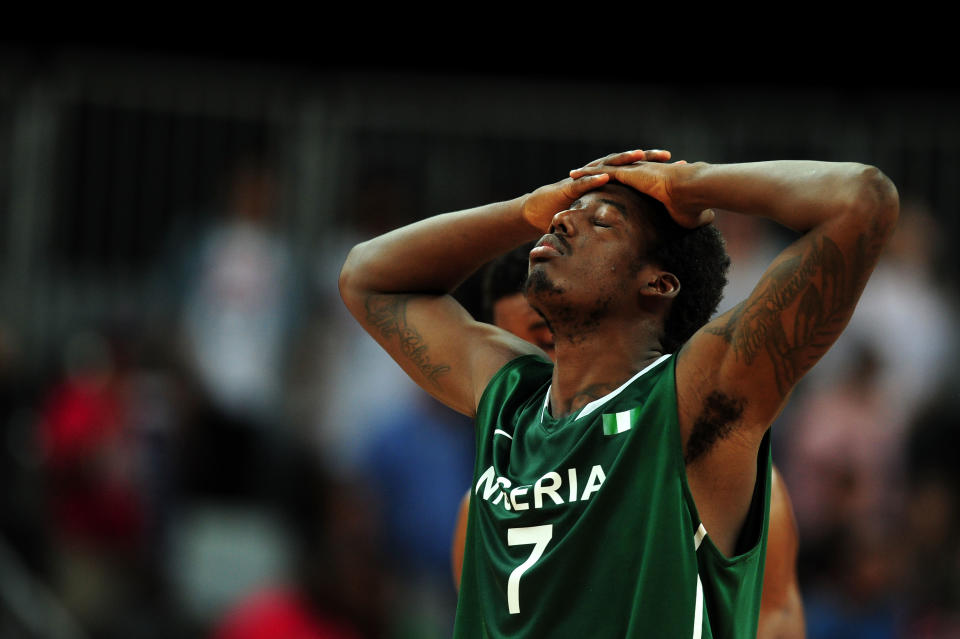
[684,391,745,464]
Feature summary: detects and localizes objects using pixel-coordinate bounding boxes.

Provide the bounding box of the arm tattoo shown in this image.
[707,218,890,395]
[364,294,451,388]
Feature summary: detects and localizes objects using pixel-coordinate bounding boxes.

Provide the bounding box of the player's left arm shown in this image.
[574,155,899,553]
[675,159,898,553]
[676,159,899,437]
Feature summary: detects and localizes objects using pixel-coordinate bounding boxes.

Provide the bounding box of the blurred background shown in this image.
[1,39,958,639]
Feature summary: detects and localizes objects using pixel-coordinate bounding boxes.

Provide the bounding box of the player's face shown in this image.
[525,184,649,318]
[493,293,556,361]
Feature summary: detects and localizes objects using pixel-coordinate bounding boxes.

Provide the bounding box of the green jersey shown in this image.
[453,354,771,638]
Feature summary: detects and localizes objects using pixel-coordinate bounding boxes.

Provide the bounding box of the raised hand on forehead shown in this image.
[570,149,715,229]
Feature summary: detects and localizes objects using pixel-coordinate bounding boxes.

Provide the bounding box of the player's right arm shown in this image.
[338,171,614,416]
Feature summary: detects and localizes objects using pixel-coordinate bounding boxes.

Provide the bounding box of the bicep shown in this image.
[677,214,893,534]
[685,212,893,429]
[345,291,543,417]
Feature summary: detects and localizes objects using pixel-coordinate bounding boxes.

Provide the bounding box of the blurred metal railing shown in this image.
[1,50,958,376]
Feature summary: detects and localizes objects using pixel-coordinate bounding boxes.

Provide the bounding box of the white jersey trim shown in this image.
[539,353,671,424]
[692,574,704,639]
[692,523,707,639]
[694,523,708,551]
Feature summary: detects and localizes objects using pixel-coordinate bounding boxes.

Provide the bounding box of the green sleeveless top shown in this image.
[453,354,771,638]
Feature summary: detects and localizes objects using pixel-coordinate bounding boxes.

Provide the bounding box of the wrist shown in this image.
[671,161,712,213]
[516,192,546,232]
[486,195,545,242]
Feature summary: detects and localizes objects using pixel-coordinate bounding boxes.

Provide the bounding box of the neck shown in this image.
[548,317,666,418]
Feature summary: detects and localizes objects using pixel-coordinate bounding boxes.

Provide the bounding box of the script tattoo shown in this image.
[365,294,451,388]
[707,219,889,396]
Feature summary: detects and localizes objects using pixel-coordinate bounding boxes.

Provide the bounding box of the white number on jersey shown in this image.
[506,524,553,614]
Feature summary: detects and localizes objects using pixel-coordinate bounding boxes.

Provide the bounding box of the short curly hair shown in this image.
[629,189,730,354]
[482,187,728,354]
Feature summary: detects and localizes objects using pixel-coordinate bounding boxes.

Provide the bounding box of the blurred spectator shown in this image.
[180,159,298,426]
[899,393,960,638]
[207,456,384,639]
[36,328,181,637]
[361,395,473,576]
[171,157,306,503]
[784,343,904,544]
[39,330,143,553]
[306,169,476,637]
[712,209,787,316]
[803,523,904,639]
[310,169,429,477]
[210,587,362,639]
[164,158,313,632]
[779,343,914,637]
[356,394,473,638]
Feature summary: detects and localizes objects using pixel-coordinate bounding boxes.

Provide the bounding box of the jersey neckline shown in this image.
[538,353,672,425]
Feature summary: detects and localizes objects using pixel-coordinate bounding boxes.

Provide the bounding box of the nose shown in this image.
[550,208,577,236]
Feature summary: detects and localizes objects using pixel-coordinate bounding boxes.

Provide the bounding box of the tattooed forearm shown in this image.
[365,295,451,387]
[707,222,887,395]
[851,215,893,290]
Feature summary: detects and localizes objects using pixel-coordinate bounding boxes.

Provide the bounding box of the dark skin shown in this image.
[339,148,897,612]
[450,293,805,638]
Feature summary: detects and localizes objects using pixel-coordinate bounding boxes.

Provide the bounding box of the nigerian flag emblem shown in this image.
[602,408,637,436]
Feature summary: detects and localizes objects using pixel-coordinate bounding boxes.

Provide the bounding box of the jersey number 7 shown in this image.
[507,524,553,614]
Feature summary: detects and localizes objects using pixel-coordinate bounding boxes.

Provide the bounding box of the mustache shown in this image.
[537,233,571,254]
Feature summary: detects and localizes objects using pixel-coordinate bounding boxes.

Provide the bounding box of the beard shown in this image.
[523,268,565,298]
[523,267,614,343]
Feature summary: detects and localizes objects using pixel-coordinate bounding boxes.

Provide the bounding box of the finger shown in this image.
[562,172,609,196]
[600,149,671,165]
[568,165,606,179]
[698,209,716,226]
[581,149,647,169]
[568,163,639,181]
[641,149,672,163]
[574,149,673,174]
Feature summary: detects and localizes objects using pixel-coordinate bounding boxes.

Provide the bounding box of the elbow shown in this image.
[852,164,900,229]
[338,241,369,306]
[864,165,900,220]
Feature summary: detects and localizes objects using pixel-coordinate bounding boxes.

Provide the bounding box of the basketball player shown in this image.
[448,243,805,638]
[339,149,898,637]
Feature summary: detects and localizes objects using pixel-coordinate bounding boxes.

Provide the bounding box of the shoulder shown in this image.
[478,354,553,410]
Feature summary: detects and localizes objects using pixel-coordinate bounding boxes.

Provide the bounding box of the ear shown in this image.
[639,271,680,299]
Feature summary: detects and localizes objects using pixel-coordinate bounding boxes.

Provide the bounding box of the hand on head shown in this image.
[570,149,714,230]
